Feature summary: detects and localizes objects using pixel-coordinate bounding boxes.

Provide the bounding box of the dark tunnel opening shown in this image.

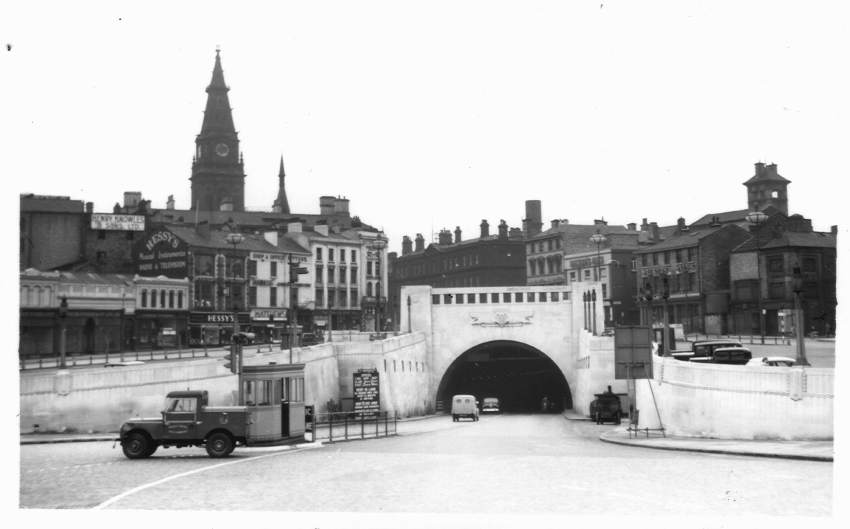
[436,341,572,413]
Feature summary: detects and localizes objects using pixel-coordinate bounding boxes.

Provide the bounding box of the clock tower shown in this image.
[190,49,246,212]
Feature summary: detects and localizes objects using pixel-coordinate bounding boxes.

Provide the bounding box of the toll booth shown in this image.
[241,363,306,443]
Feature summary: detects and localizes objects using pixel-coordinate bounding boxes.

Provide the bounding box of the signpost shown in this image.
[353,368,380,415]
[614,326,665,438]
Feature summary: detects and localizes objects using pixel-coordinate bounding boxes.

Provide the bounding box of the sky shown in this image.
[4,1,849,255]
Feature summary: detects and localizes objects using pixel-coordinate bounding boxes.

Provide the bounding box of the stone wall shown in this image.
[634,356,833,440]
[19,333,428,433]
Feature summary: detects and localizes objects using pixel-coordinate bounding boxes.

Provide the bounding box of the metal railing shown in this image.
[308,411,398,443]
[685,333,792,345]
[19,346,231,370]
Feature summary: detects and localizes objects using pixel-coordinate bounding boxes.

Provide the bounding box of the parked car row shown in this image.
[670,340,795,367]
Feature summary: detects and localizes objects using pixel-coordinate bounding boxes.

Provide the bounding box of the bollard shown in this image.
[344,415,348,440]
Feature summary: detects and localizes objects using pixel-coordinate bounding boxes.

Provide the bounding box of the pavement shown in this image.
[20,413,833,462]
[562,410,833,462]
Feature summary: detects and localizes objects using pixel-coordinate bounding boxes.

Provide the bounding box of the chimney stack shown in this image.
[498,220,508,239]
[593,218,607,226]
[677,217,688,231]
[650,222,660,241]
[196,220,210,239]
[641,218,649,231]
[831,225,838,235]
[319,196,335,216]
[627,222,637,231]
[480,220,490,238]
[509,227,523,239]
[454,226,462,243]
[334,196,350,216]
[415,233,425,252]
[85,202,94,214]
[524,200,543,237]
[401,235,413,255]
[438,229,453,245]
[124,191,142,210]
[166,195,175,210]
[551,219,560,229]
[755,162,766,177]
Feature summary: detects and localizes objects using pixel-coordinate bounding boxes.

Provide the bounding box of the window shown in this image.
[248,286,257,306]
[491,293,499,303]
[315,289,324,306]
[584,269,591,280]
[551,292,559,302]
[366,282,373,296]
[563,292,569,300]
[329,248,335,262]
[601,284,607,299]
[479,293,487,303]
[177,291,183,308]
[169,290,175,308]
[247,259,257,277]
[340,249,345,262]
[328,266,335,284]
[687,247,696,262]
[456,294,464,304]
[271,261,278,277]
[768,281,785,299]
[141,289,147,308]
[350,289,358,307]
[96,251,106,264]
[351,267,358,283]
[432,294,441,304]
[641,254,648,266]
[97,230,106,240]
[503,293,511,303]
[270,287,277,307]
[316,248,323,261]
[515,292,523,302]
[367,262,373,276]
[539,292,547,302]
[443,294,452,304]
[528,292,536,302]
[768,257,784,274]
[160,289,167,308]
[351,250,357,263]
[467,293,476,304]
[652,253,658,265]
[569,271,577,282]
[675,250,682,263]
[195,255,214,276]
[315,266,323,284]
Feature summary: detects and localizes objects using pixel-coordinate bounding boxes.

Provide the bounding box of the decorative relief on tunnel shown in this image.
[469,312,534,328]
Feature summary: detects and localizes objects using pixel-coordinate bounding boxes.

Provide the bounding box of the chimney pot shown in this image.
[480,220,490,239]
[454,226,462,244]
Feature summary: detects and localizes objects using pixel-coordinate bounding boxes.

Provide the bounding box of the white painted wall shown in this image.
[634,356,833,440]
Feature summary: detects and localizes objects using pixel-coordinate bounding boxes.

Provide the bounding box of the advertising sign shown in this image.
[91,214,146,231]
[614,326,654,379]
[189,312,251,325]
[135,229,188,278]
[250,309,288,321]
[353,368,380,414]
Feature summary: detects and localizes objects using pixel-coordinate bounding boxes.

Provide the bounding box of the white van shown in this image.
[451,395,479,422]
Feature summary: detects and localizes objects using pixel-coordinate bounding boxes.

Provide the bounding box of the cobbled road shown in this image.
[20,414,832,515]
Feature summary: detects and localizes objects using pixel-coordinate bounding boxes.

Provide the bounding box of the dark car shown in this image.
[689,346,752,365]
[589,387,622,425]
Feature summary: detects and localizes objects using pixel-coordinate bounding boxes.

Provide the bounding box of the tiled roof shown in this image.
[166,226,310,254]
[634,226,727,253]
[732,231,836,252]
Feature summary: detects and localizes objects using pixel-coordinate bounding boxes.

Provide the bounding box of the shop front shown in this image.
[134,311,189,349]
[249,308,288,343]
[188,311,250,346]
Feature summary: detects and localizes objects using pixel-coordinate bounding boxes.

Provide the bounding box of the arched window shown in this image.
[366,282,373,297]
[160,289,167,308]
[141,289,147,308]
[169,290,175,308]
[177,291,183,309]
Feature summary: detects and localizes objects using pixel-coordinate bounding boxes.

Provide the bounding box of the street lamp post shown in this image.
[589,232,607,282]
[368,233,387,333]
[58,296,68,368]
[792,265,811,366]
[224,232,244,403]
[661,274,671,357]
[407,295,412,333]
[746,211,768,344]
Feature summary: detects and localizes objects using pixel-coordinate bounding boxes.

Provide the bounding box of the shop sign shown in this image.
[160,327,176,335]
[249,252,284,261]
[135,229,188,278]
[250,309,288,321]
[353,368,380,414]
[189,312,251,325]
[91,214,145,231]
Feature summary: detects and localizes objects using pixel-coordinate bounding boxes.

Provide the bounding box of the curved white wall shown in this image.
[635,356,833,440]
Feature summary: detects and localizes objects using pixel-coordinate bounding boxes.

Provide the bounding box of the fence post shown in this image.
[344,415,348,441]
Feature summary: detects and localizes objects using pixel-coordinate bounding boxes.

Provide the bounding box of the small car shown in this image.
[672,339,744,361]
[688,346,752,365]
[481,397,500,414]
[451,394,479,422]
[746,356,796,367]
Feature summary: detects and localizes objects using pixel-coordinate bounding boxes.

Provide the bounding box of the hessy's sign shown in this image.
[135,230,188,278]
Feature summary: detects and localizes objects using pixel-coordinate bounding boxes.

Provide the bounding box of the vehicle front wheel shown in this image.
[206,432,234,458]
[122,432,152,459]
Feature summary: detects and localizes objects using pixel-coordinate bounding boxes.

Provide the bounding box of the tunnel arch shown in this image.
[435,340,572,413]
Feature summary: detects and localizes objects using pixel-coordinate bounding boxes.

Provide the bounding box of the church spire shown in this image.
[200,48,236,135]
[273,155,291,214]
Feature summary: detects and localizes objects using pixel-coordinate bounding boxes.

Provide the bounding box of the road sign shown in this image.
[353,368,380,414]
[614,326,653,379]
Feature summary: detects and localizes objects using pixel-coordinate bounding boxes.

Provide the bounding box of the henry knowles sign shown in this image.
[91,214,146,231]
[353,369,380,414]
[134,229,188,278]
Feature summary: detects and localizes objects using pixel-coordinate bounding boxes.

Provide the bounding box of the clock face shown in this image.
[215,143,230,157]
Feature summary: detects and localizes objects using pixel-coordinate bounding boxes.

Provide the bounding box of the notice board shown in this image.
[614,326,654,380]
[353,368,380,414]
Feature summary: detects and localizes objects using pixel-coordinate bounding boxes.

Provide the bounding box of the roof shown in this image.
[732,231,836,252]
[166,226,310,254]
[150,208,378,232]
[20,269,134,285]
[634,226,729,253]
[20,194,85,213]
[396,235,522,260]
[690,209,750,227]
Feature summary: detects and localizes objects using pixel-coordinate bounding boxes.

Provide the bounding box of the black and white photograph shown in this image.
[5,1,847,527]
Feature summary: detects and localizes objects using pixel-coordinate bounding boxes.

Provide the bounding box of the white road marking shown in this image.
[93,442,323,510]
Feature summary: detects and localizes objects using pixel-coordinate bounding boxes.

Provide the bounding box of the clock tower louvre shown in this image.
[190,49,246,212]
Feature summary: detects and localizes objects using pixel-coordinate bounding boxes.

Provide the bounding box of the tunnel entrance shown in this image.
[436,341,572,413]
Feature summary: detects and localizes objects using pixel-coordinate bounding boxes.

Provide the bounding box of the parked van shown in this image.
[451,395,479,422]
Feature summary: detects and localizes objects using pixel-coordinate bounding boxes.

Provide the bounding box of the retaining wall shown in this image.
[634,356,833,440]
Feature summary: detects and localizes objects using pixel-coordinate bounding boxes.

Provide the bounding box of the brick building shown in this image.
[387,219,527,331]
[729,214,836,336]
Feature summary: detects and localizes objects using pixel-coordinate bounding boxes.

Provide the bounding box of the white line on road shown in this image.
[93,442,323,510]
